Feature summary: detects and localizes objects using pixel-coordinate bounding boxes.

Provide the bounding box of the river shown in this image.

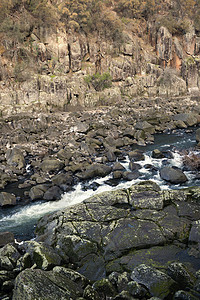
[0,127,199,240]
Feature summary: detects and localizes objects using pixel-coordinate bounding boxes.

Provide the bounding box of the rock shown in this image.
[196,128,200,143]
[83,285,100,300]
[5,147,25,170]
[174,119,187,129]
[115,273,130,292]
[113,171,124,179]
[173,290,199,300]
[167,262,195,288]
[129,188,164,210]
[29,184,49,200]
[113,290,137,299]
[160,166,188,184]
[73,122,90,133]
[40,159,64,173]
[157,26,172,65]
[12,268,83,300]
[77,254,106,281]
[0,244,20,265]
[0,255,13,271]
[43,186,62,200]
[131,264,176,299]
[122,171,140,181]
[135,121,155,134]
[113,162,126,171]
[0,232,14,247]
[128,150,145,161]
[0,192,16,207]
[76,163,112,180]
[23,241,62,270]
[52,266,89,289]
[57,148,73,161]
[102,218,166,261]
[92,278,116,298]
[127,281,147,298]
[0,171,13,189]
[189,220,200,244]
[172,113,198,127]
[118,244,191,273]
[51,173,73,186]
[129,162,141,171]
[152,149,165,159]
[35,182,200,287]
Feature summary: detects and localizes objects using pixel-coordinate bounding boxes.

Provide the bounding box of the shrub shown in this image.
[84,72,112,91]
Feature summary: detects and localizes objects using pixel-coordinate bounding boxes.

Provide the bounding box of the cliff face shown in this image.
[0,1,200,115]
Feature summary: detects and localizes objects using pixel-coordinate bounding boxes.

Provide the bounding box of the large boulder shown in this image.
[160,166,188,184]
[12,268,83,300]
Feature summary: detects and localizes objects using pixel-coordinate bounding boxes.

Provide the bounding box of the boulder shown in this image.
[152,149,165,159]
[112,162,126,171]
[189,220,200,244]
[172,113,198,127]
[160,166,188,184]
[40,159,64,173]
[122,171,140,181]
[128,150,145,161]
[76,163,112,180]
[0,244,20,265]
[129,162,141,171]
[73,122,90,133]
[0,192,16,207]
[23,241,62,271]
[51,173,73,186]
[0,232,14,247]
[131,264,176,299]
[12,268,83,300]
[43,186,62,201]
[167,262,195,288]
[196,128,200,143]
[29,184,49,201]
[135,121,155,134]
[5,147,25,170]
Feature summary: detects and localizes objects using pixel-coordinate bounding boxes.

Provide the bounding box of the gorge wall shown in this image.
[0,1,200,115]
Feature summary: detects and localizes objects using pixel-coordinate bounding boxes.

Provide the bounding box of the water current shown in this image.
[0,128,199,240]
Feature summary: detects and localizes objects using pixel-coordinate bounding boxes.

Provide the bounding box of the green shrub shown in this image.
[84,72,112,91]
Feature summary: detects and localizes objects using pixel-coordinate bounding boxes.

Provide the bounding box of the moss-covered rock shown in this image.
[12,268,83,300]
[131,264,176,299]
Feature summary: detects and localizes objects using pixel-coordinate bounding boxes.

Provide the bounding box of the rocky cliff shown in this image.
[0,0,200,115]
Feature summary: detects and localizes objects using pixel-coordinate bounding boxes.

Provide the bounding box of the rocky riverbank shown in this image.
[0,97,200,299]
[0,96,200,209]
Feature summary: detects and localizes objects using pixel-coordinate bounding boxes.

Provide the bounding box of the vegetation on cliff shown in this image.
[0,0,200,113]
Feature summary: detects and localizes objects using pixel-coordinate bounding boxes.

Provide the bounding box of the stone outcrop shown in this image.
[160,166,188,184]
[2,181,197,299]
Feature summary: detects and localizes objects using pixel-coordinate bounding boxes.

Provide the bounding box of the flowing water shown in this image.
[0,128,199,240]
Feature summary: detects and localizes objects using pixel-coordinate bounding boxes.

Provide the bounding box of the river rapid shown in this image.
[0,127,199,240]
